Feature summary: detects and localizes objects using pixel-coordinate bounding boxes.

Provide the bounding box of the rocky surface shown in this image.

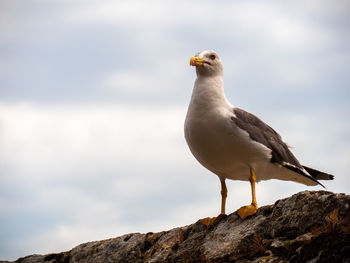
[2,191,350,263]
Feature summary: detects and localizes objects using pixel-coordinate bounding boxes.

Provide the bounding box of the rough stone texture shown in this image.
[1,191,350,263]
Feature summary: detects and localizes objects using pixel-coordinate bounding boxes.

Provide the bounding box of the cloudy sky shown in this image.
[1,0,349,260]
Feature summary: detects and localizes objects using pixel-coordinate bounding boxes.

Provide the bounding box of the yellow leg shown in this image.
[200,178,227,226]
[237,168,258,219]
[220,178,227,215]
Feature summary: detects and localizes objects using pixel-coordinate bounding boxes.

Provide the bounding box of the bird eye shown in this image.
[209,54,216,60]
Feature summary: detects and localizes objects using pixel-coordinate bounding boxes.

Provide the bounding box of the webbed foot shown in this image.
[199,214,225,226]
[236,204,258,219]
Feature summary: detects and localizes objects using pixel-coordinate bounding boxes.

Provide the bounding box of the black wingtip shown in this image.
[318,180,326,189]
[302,165,334,181]
[282,163,321,186]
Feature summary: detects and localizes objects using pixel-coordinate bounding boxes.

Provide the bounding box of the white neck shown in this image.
[189,75,230,111]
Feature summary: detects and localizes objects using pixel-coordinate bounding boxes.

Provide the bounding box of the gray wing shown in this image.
[232,107,322,185]
[232,108,300,166]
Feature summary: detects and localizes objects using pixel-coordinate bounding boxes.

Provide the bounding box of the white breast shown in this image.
[185,103,273,181]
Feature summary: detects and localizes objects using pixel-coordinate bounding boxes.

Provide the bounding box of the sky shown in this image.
[1,0,349,260]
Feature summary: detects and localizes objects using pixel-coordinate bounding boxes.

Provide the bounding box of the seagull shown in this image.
[184,50,334,220]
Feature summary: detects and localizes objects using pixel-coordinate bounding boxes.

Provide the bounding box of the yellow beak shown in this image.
[190,56,205,66]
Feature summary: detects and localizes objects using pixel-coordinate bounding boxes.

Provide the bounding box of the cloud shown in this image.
[0,102,188,180]
[1,0,348,105]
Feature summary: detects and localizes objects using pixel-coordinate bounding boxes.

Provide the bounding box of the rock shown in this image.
[1,190,350,263]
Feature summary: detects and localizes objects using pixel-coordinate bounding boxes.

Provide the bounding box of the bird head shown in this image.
[190,50,223,77]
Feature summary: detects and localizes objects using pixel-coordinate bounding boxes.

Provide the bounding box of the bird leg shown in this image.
[236,168,258,219]
[220,178,227,215]
[200,178,227,226]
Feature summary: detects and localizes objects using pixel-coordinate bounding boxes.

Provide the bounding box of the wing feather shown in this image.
[231,108,326,186]
[232,108,300,166]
